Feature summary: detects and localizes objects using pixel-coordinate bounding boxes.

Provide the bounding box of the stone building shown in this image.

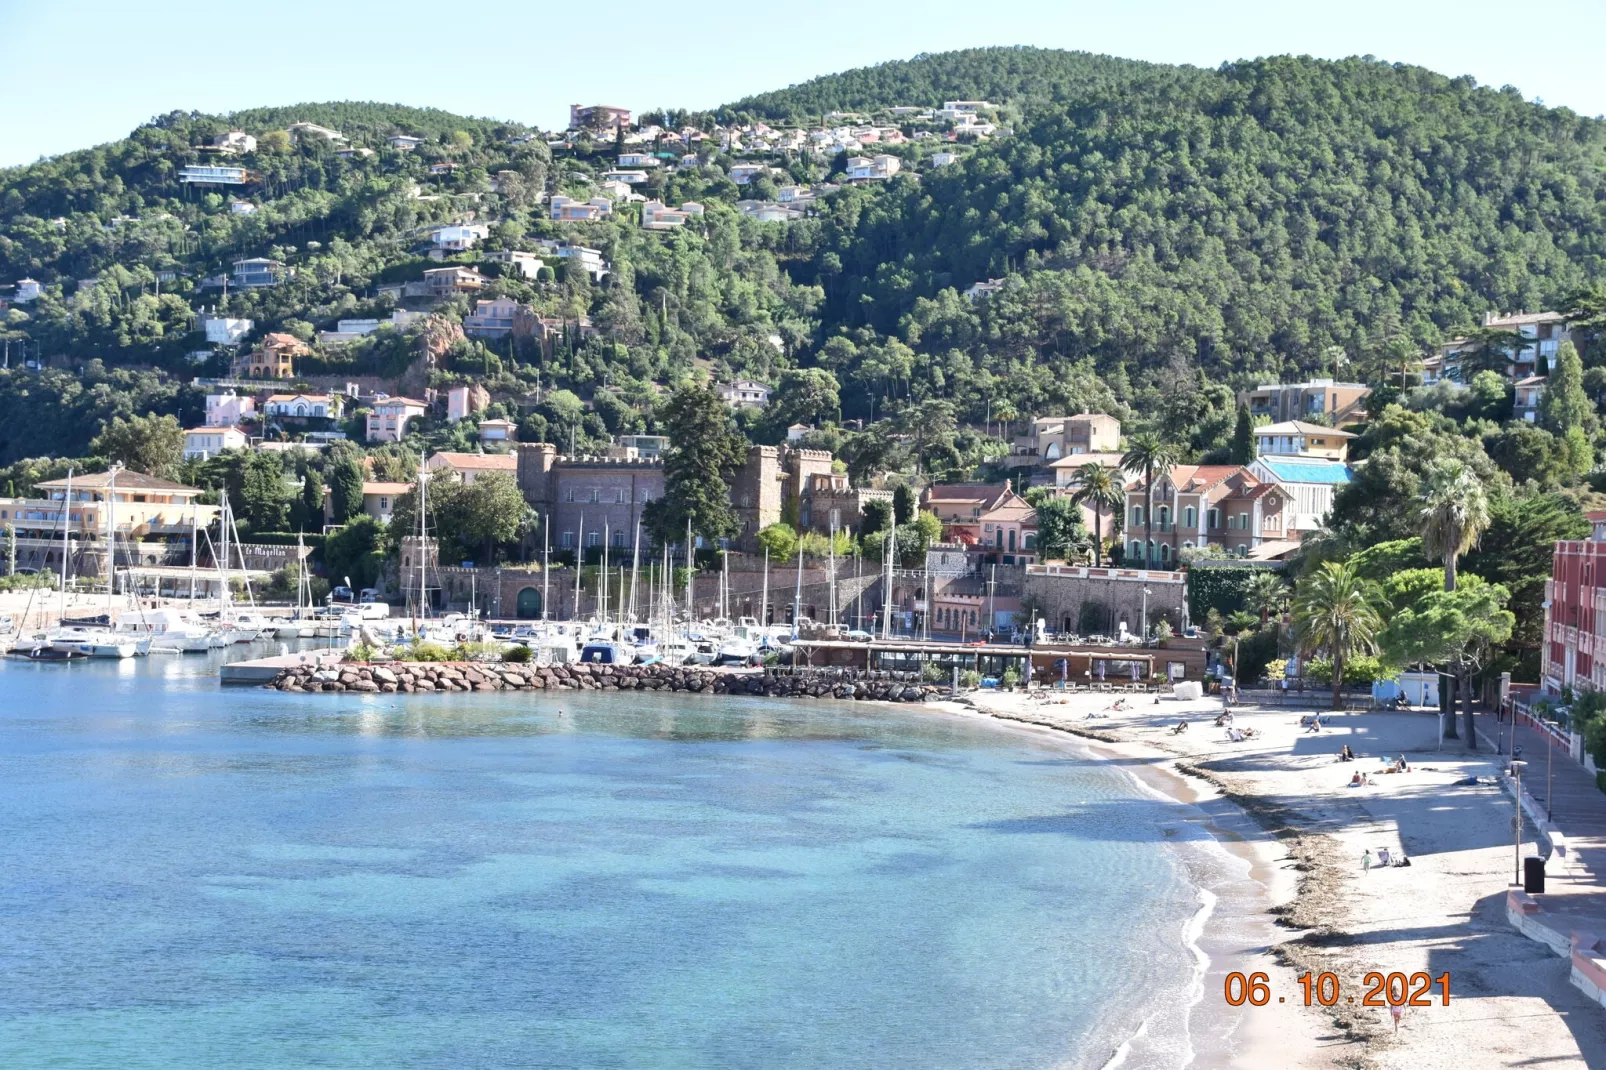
[516,443,664,557]
[1022,563,1188,638]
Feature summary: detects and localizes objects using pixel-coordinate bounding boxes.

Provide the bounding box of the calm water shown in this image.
[0,654,1210,1069]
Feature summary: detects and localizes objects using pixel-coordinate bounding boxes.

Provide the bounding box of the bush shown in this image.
[1304,655,1397,686]
[1001,667,1021,690]
[1573,688,1606,768]
[400,641,454,662]
[502,643,533,663]
[960,669,981,689]
[921,662,947,684]
[347,641,375,663]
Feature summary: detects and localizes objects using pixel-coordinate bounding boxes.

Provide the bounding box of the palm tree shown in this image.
[1244,570,1289,624]
[1120,433,1179,569]
[1418,458,1490,592]
[1069,463,1122,566]
[1292,560,1384,710]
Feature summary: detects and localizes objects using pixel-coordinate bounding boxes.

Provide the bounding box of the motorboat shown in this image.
[115,609,213,654]
[47,626,143,659]
[714,636,760,666]
[658,637,697,665]
[578,640,625,664]
[25,644,89,661]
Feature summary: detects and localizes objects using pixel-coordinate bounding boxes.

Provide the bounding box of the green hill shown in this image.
[0,52,1604,469]
[720,46,1169,121]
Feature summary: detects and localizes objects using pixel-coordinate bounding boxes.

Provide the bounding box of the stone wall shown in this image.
[1022,566,1187,636]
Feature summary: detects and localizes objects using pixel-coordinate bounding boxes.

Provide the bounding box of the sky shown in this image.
[3,0,1604,167]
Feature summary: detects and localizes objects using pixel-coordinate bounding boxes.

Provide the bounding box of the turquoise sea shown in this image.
[0,654,1212,1069]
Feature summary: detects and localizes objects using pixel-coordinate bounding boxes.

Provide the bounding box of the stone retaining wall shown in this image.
[264,660,939,703]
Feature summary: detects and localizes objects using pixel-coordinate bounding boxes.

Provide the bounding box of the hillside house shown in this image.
[183,426,248,460]
[211,131,256,154]
[231,333,307,380]
[845,155,901,181]
[232,258,288,288]
[264,393,339,420]
[425,451,519,485]
[446,384,490,422]
[1240,379,1369,424]
[1515,376,1546,422]
[422,265,488,297]
[366,396,429,443]
[463,297,525,339]
[718,380,771,409]
[201,315,252,345]
[1252,421,1355,461]
[426,223,490,251]
[481,250,544,278]
[1125,465,1294,565]
[205,390,255,426]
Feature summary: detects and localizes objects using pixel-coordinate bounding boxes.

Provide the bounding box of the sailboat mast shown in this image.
[791,546,803,638]
[684,518,693,619]
[828,517,836,628]
[628,523,640,622]
[541,512,550,621]
[881,515,895,639]
[188,500,197,603]
[574,515,584,620]
[761,548,769,627]
[57,468,73,626]
[105,467,116,609]
[601,521,610,625]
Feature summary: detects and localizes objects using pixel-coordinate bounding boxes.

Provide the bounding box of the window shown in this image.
[1129,540,1142,559]
[379,497,389,510]
[1160,543,1171,563]
[565,488,576,503]
[1183,540,1194,551]
[614,489,625,503]
[1130,505,1144,525]
[1184,506,1196,529]
[1237,544,1249,557]
[1007,530,1016,551]
[611,530,626,548]
[590,488,600,503]
[587,532,600,548]
[1207,508,1219,529]
[1023,533,1036,549]
[1157,506,1170,532]
[561,531,574,548]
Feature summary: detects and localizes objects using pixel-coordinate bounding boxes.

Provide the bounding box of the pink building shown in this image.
[205,390,256,426]
[1542,510,1606,693]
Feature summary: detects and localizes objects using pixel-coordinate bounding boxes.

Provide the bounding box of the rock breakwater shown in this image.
[265,661,940,702]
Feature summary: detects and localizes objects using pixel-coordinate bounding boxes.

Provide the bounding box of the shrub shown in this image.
[1001,667,1021,690]
[960,669,981,689]
[1572,688,1606,768]
[1304,655,1396,686]
[921,662,947,684]
[400,641,454,662]
[502,643,533,663]
[347,641,375,663]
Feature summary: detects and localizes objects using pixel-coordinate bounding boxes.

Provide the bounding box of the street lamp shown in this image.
[1141,587,1152,642]
[1510,760,1528,886]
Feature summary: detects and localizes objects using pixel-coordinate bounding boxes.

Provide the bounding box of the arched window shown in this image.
[1129,540,1142,559]
[1184,506,1196,529]
[1159,543,1171,563]
[1182,540,1194,551]
[1130,505,1144,526]
[1045,442,1061,460]
[1157,506,1170,531]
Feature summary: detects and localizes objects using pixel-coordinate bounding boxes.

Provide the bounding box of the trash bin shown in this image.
[1524,855,1545,894]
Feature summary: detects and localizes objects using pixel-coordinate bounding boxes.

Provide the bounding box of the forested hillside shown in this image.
[720,46,1166,122]
[1,49,1604,470]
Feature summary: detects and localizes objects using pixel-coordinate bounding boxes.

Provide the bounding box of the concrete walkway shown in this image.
[1477,709,1606,1009]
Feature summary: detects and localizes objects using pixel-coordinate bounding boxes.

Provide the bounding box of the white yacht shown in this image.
[48,626,143,659]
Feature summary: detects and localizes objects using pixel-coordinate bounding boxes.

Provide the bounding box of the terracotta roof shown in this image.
[186,426,246,434]
[430,451,517,471]
[1048,452,1125,468]
[362,482,413,495]
[37,471,198,492]
[925,482,1009,505]
[373,396,429,408]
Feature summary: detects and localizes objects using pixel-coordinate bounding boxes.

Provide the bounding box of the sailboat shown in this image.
[271,533,316,638]
[46,469,140,659]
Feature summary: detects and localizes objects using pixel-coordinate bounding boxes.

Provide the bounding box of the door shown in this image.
[516,586,543,619]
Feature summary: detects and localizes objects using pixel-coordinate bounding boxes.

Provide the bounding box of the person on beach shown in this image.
[1306,713,1322,733]
[1339,744,1355,761]
[1349,771,1364,787]
[1362,849,1372,874]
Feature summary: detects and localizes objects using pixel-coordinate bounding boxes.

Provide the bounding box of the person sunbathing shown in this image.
[1339,745,1356,762]
[1170,720,1189,735]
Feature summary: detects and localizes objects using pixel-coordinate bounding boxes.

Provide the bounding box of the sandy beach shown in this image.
[942,689,1606,1070]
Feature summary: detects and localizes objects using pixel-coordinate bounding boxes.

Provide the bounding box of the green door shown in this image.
[515,586,543,619]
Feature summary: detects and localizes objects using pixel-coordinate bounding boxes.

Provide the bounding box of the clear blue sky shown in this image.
[3,0,1603,168]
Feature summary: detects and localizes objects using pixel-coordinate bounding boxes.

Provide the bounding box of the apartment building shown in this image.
[1124,465,1294,565]
[1542,511,1606,693]
[1239,379,1369,424]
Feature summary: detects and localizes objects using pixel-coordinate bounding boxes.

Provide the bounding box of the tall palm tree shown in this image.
[1419,458,1491,592]
[1069,463,1122,566]
[1292,560,1384,710]
[1244,570,1289,624]
[1120,433,1179,569]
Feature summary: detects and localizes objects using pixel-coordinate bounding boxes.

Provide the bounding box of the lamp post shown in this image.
[1511,759,1528,886]
[1141,586,1152,642]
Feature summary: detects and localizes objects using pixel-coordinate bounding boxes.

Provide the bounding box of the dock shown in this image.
[220,651,346,685]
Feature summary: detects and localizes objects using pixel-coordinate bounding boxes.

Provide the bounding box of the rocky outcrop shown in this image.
[264,661,939,703]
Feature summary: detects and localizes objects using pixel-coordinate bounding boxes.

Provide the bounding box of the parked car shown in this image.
[331,586,354,603]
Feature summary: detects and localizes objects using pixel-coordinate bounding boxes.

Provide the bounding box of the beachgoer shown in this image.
[1362,849,1372,874]
[1377,847,1393,866]
[1177,720,1189,734]
[1340,745,1355,761]
[1349,771,1363,787]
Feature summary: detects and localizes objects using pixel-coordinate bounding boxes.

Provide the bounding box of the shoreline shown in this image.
[924,696,1334,1069]
[943,689,1606,1070]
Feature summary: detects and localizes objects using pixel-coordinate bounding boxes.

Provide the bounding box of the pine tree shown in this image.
[1230,403,1255,465]
[1539,340,1596,446]
[642,385,747,545]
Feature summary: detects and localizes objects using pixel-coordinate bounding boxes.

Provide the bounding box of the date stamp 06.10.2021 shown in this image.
[1224,971,1450,1010]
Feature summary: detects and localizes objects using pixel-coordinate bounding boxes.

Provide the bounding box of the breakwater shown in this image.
[264,660,942,702]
